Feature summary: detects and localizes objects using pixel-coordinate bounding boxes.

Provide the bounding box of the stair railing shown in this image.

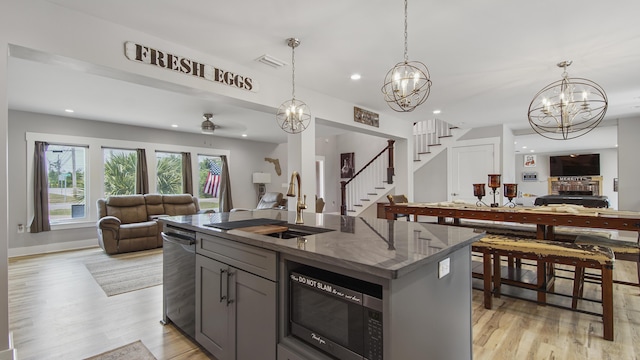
[413,119,455,160]
[340,140,395,215]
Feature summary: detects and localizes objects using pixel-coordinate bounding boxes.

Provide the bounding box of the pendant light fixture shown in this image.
[276,38,311,134]
[528,61,608,140]
[381,0,432,112]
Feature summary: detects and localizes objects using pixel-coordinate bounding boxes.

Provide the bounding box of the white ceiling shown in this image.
[8,0,640,148]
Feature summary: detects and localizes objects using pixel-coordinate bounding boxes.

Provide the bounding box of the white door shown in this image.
[449,141,500,204]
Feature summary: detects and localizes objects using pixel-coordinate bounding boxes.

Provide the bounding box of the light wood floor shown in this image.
[8,246,640,360]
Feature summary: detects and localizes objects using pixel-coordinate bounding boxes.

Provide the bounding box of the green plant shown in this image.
[104,152,136,195]
[157,155,182,194]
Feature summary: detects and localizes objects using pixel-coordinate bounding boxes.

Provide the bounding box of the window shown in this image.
[103,148,137,196]
[156,152,183,194]
[198,155,222,210]
[46,144,88,223]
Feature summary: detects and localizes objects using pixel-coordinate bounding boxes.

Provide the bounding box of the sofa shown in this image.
[231,192,286,212]
[97,194,202,254]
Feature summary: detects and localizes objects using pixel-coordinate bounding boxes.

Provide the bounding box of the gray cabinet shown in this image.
[196,233,277,360]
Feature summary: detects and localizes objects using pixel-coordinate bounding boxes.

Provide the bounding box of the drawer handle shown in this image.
[219,268,227,303]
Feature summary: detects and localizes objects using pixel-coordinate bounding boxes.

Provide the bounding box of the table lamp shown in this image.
[252,172,271,201]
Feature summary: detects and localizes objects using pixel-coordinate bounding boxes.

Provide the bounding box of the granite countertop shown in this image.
[160,210,483,280]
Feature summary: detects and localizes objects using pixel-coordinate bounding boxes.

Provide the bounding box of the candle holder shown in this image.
[473,183,488,207]
[503,183,518,208]
[488,174,501,207]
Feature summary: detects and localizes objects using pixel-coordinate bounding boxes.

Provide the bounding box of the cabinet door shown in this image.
[231,267,277,360]
[196,254,231,360]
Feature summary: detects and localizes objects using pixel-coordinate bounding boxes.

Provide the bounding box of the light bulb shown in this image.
[393,72,400,91]
[401,79,408,97]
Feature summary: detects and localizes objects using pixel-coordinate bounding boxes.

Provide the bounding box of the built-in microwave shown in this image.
[289,266,383,360]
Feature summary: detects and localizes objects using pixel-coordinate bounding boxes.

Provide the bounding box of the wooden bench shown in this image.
[574,234,640,288]
[460,221,612,242]
[472,234,615,341]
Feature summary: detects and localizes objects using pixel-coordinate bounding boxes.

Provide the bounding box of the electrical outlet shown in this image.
[17,224,24,233]
[438,257,450,279]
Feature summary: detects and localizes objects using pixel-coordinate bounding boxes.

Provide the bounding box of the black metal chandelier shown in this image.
[528,61,608,140]
[276,38,311,134]
[381,0,432,112]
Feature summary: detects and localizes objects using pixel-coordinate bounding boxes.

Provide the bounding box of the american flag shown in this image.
[203,160,222,197]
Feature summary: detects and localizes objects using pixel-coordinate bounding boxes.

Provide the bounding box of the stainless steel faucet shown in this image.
[286,171,306,224]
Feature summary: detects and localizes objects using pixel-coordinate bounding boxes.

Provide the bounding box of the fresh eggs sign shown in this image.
[124,41,258,92]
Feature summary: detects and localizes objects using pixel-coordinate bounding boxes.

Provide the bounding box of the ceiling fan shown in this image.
[201,113,219,134]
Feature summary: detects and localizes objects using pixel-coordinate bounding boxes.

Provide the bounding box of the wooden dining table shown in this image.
[384,202,640,290]
[384,203,640,242]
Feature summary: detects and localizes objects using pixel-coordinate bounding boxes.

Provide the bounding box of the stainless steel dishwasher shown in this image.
[161,225,196,339]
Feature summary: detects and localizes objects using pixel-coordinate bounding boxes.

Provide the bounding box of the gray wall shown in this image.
[414,149,448,203]
[9,110,280,250]
[458,124,503,141]
[618,116,640,211]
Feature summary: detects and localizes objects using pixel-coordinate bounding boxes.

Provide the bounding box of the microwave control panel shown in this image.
[365,310,383,360]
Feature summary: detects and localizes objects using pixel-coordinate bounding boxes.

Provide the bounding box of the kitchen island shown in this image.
[160,210,483,360]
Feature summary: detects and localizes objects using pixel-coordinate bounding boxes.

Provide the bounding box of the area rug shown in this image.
[84,340,157,360]
[84,248,162,296]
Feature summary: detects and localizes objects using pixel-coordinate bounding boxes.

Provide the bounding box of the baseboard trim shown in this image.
[9,239,99,258]
[0,348,16,360]
[0,332,15,360]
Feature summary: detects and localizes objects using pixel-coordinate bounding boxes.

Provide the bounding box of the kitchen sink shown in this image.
[265,224,334,239]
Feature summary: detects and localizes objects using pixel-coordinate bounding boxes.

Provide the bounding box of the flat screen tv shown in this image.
[549,154,600,177]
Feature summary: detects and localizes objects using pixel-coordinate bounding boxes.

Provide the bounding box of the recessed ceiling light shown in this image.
[241,134,247,137]
[65,109,74,113]
[522,146,527,149]
[171,124,178,128]
[530,150,535,153]
[350,74,361,80]
[433,110,441,114]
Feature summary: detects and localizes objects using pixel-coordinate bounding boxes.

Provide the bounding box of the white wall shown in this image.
[315,132,390,213]
[501,126,516,184]
[315,135,340,213]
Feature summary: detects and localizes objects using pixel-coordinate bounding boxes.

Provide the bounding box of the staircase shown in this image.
[412,118,469,172]
[340,120,467,216]
[341,140,395,216]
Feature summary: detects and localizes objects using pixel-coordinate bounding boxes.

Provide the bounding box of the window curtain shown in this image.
[30,141,50,233]
[219,155,233,212]
[182,152,193,195]
[136,148,149,194]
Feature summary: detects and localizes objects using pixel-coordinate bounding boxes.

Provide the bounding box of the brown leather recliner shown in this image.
[96,194,201,254]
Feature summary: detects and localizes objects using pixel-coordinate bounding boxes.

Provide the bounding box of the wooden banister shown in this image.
[340,140,395,215]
